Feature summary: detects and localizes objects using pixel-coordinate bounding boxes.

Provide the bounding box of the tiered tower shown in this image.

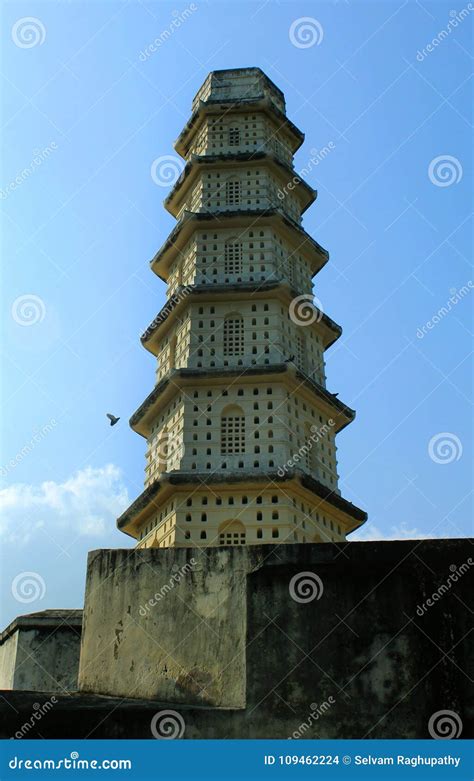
[118,68,367,548]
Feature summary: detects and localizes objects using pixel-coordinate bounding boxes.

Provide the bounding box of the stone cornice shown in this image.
[164,152,316,217]
[0,609,83,646]
[129,364,355,437]
[150,209,329,282]
[140,281,342,353]
[116,469,367,535]
[175,96,304,158]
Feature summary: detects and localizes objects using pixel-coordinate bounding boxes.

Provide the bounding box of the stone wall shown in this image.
[75,539,473,738]
[0,610,82,692]
[78,547,247,707]
[0,631,18,690]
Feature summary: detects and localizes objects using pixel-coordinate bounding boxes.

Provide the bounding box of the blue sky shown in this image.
[1,0,472,627]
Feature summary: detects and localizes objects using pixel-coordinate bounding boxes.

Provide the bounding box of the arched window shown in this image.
[220,405,245,454]
[295,333,306,372]
[219,520,246,546]
[224,239,243,275]
[223,314,244,356]
[287,257,296,288]
[226,177,241,206]
[228,126,240,146]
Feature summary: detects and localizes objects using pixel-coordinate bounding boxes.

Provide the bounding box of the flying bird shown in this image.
[106,413,120,426]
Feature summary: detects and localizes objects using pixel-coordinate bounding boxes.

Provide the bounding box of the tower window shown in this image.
[219,520,246,546]
[224,239,243,275]
[221,405,245,454]
[223,315,244,356]
[228,127,240,146]
[226,177,241,206]
[295,333,306,371]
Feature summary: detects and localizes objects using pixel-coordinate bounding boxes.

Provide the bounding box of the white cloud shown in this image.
[350,522,439,541]
[0,464,129,545]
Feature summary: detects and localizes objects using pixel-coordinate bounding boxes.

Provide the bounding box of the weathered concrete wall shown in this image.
[0,631,18,689]
[78,548,247,706]
[0,611,82,692]
[76,539,473,739]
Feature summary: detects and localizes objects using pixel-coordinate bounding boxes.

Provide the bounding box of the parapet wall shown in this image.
[0,610,82,692]
[77,539,473,738]
[78,547,248,707]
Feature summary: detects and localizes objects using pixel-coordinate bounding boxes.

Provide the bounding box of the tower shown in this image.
[117,68,367,548]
